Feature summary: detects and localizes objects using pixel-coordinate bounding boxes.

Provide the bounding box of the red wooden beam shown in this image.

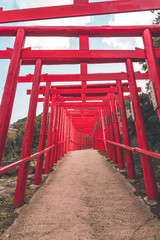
[67,110,98,113]
[116,80,135,179]
[126,59,158,199]
[68,114,97,117]
[67,111,98,114]
[61,102,105,107]
[72,121,95,124]
[0,0,159,24]
[38,82,129,89]
[0,25,160,37]
[50,105,103,109]
[1,48,160,65]
[18,72,149,83]
[14,59,42,207]
[48,102,105,108]
[3,48,160,65]
[38,95,130,102]
[0,49,152,64]
[27,86,141,95]
[72,124,95,127]
[34,82,51,185]
[0,29,25,168]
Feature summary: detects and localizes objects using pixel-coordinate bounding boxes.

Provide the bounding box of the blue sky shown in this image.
[0,0,155,122]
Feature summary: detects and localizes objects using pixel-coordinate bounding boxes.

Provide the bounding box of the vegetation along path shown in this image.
[1,149,160,240]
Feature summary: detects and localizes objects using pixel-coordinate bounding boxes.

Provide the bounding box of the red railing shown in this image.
[0,144,55,175]
[96,138,160,160]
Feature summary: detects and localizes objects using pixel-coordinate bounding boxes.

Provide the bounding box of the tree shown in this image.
[3,114,43,162]
[141,11,160,73]
[127,93,160,151]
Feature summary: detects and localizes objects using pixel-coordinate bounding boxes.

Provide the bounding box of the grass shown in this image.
[0,174,48,237]
[0,196,17,236]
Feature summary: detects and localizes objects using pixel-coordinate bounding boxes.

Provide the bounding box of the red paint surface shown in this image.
[0,0,159,24]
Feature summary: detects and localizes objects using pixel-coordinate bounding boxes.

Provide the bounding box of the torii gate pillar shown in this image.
[126,59,158,200]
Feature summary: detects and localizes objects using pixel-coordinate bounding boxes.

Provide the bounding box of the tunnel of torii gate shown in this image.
[0,0,160,208]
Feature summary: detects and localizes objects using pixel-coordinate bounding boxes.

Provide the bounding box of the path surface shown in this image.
[2,150,160,240]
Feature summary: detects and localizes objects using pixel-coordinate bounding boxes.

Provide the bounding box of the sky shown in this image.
[0,0,156,122]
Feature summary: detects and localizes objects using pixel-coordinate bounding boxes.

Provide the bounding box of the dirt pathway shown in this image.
[1,150,160,240]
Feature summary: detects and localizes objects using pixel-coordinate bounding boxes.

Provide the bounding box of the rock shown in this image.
[1,188,15,198]
[128,179,135,183]
[119,169,127,173]
[5,168,18,176]
[0,185,5,191]
[143,196,158,206]
[9,182,16,188]
[29,166,35,174]
[28,174,34,180]
[30,184,39,190]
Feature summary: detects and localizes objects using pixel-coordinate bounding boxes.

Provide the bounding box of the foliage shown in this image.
[0,196,17,236]
[130,12,160,151]
[32,113,43,153]
[127,93,160,151]
[3,114,42,162]
[140,11,160,75]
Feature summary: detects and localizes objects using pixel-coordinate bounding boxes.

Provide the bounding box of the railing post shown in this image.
[99,108,106,153]
[50,103,58,168]
[86,137,88,150]
[59,108,64,159]
[117,80,135,179]
[103,106,112,160]
[34,82,51,185]
[55,105,62,163]
[44,94,56,174]
[66,116,69,153]
[62,109,66,155]
[0,28,25,167]
[63,110,67,156]
[81,133,84,149]
[106,100,118,164]
[68,118,71,151]
[96,122,99,150]
[57,107,63,160]
[142,29,160,121]
[52,103,60,165]
[126,59,158,199]
[110,94,124,170]
[14,59,42,207]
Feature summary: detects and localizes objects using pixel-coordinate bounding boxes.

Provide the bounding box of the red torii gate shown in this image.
[0,0,160,207]
[0,0,159,23]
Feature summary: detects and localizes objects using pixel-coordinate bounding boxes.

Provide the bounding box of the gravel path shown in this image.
[2,149,160,240]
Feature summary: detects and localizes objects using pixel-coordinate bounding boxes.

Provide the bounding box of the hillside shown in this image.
[3,114,43,163]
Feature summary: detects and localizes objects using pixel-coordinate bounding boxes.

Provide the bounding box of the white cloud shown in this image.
[16,0,73,8]
[102,37,133,50]
[1,0,14,10]
[102,11,154,51]
[25,37,70,50]
[135,37,144,49]
[16,0,91,49]
[23,15,91,49]
[108,11,154,26]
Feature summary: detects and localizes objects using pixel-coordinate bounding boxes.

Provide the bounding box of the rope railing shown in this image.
[96,138,160,160]
[0,144,55,175]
